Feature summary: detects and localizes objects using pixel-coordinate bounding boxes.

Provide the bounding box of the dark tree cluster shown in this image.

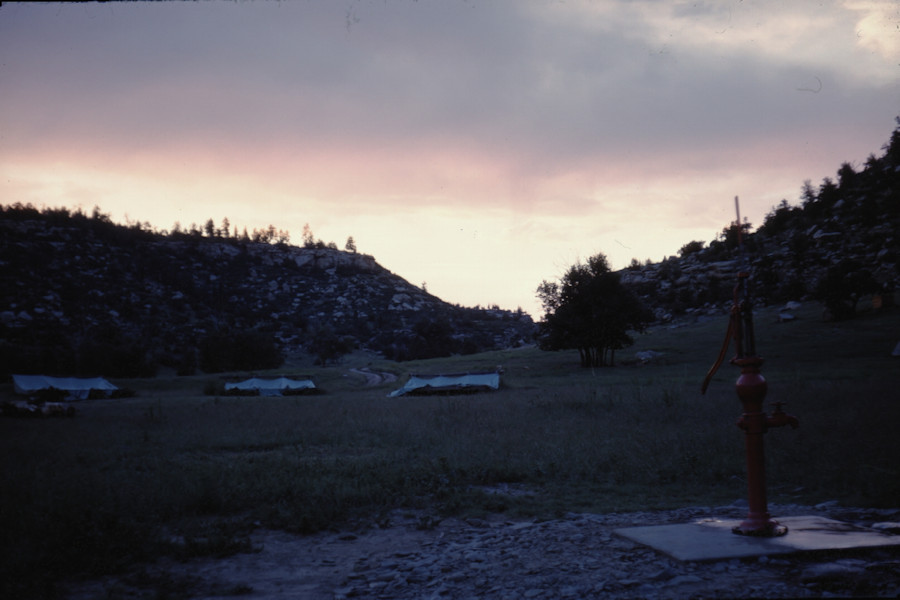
[536,253,652,367]
[378,313,498,362]
[307,324,355,366]
[198,330,284,373]
[0,202,535,379]
[814,259,881,321]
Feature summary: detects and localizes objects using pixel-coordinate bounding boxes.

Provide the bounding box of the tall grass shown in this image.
[2,304,898,597]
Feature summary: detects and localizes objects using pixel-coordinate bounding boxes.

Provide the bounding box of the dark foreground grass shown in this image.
[2,305,899,597]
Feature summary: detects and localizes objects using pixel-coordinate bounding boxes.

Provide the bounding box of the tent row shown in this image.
[12,374,119,401]
[226,372,501,397]
[10,371,502,401]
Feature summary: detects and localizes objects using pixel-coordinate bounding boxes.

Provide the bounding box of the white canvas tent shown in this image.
[389,372,500,397]
[12,374,118,400]
[224,377,316,396]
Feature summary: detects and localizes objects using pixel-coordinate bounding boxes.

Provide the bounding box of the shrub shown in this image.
[198,330,283,372]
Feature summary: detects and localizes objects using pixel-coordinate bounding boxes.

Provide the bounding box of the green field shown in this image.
[2,302,899,597]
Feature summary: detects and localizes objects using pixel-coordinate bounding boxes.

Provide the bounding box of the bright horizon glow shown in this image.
[2,1,898,318]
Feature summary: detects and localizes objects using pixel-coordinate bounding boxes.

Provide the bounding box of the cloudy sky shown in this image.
[1,1,898,317]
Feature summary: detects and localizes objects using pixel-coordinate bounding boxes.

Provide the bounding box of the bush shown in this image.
[308,325,354,366]
[815,260,879,320]
[678,240,705,258]
[198,330,283,373]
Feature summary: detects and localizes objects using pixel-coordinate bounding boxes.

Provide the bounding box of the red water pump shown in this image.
[702,200,799,537]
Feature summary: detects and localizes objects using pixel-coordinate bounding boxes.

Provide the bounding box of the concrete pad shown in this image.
[615,516,900,562]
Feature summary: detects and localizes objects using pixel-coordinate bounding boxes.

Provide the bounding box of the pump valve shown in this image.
[767,402,799,430]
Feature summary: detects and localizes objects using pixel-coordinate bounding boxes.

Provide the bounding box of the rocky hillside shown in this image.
[620,119,900,323]
[3,120,898,378]
[0,209,535,378]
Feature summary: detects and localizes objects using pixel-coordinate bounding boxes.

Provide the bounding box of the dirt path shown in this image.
[348,368,397,387]
[61,504,900,599]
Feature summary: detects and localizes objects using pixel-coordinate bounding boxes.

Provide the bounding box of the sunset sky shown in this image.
[1,1,897,317]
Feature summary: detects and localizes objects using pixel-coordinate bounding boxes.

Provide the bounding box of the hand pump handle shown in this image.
[701,196,755,393]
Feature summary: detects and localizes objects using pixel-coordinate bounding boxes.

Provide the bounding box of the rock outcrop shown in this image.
[0,208,535,376]
[619,129,900,323]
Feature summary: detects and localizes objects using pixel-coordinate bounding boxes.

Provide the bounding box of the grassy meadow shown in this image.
[2,302,899,596]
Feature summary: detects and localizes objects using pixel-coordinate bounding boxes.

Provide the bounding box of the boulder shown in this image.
[800,562,865,583]
[635,350,663,364]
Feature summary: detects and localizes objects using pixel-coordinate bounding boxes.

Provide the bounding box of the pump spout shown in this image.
[767,402,799,430]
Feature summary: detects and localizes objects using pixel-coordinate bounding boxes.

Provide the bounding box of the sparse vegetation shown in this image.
[0,204,535,379]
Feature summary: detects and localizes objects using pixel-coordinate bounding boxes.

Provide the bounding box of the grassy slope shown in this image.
[2,303,898,595]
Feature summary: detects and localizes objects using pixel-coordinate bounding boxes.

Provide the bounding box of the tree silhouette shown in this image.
[198,330,283,372]
[302,223,315,248]
[536,253,651,367]
[308,324,353,365]
[814,259,880,321]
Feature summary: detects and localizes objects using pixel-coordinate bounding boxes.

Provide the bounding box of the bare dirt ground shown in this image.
[61,503,900,599]
[348,368,398,387]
